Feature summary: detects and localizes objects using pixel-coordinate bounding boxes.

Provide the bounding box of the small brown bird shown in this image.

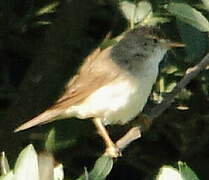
[15,27,184,157]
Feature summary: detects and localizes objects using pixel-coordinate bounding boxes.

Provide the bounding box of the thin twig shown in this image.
[116,52,209,151]
[116,127,141,150]
[148,52,209,121]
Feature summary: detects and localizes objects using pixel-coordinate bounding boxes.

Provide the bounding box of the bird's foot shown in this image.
[104,145,122,158]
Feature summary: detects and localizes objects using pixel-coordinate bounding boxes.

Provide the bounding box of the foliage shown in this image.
[0,0,209,179]
[0,145,200,180]
[0,144,64,180]
[156,162,200,180]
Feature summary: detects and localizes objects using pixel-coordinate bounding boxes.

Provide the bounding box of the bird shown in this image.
[15,26,184,158]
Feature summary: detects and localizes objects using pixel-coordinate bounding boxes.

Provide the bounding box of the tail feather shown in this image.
[14,109,63,132]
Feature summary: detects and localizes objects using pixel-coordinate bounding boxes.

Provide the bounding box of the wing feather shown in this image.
[51,46,122,110]
[15,46,122,131]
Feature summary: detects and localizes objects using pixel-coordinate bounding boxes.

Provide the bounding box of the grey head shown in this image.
[110,27,170,73]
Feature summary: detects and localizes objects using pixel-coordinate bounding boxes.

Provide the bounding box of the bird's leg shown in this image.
[92,117,122,158]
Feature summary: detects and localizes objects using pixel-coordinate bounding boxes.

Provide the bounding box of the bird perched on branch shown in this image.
[15,27,184,158]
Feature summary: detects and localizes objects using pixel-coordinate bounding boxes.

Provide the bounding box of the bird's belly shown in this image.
[66,76,153,126]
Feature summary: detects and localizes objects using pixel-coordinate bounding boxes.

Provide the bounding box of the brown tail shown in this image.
[14,109,63,132]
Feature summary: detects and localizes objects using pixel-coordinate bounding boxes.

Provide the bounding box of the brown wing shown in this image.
[15,46,122,132]
[51,46,122,110]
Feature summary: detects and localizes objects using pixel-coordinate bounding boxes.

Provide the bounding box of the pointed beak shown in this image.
[162,41,185,48]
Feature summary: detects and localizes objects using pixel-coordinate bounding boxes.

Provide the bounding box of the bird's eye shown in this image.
[153,38,158,43]
[144,42,147,46]
[124,59,129,64]
[134,53,143,58]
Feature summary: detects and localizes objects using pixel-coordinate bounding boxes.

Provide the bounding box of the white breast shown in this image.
[65,47,166,125]
[66,72,156,125]
[66,46,167,125]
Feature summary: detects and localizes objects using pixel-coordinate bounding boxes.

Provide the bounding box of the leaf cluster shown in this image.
[0,0,209,179]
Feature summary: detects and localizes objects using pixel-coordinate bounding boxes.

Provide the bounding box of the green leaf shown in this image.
[141,16,169,26]
[100,39,117,49]
[0,152,10,175]
[77,155,113,180]
[45,127,75,152]
[178,161,200,180]
[0,171,14,180]
[177,20,209,62]
[14,144,39,180]
[133,1,152,24]
[166,2,209,32]
[35,2,59,16]
[53,164,64,180]
[201,0,209,11]
[120,1,152,28]
[45,128,56,153]
[120,1,136,24]
[89,155,113,179]
[156,165,183,180]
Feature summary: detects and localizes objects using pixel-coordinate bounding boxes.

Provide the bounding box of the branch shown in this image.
[116,52,209,151]
[147,52,209,121]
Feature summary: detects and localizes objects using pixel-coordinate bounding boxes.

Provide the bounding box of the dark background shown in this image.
[0,0,209,179]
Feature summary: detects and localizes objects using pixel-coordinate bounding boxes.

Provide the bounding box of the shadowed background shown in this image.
[0,0,209,179]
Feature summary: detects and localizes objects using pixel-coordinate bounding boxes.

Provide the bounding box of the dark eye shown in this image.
[134,53,143,58]
[153,38,158,43]
[144,42,147,46]
[124,59,128,64]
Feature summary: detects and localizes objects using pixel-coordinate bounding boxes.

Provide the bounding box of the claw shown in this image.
[104,145,122,158]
